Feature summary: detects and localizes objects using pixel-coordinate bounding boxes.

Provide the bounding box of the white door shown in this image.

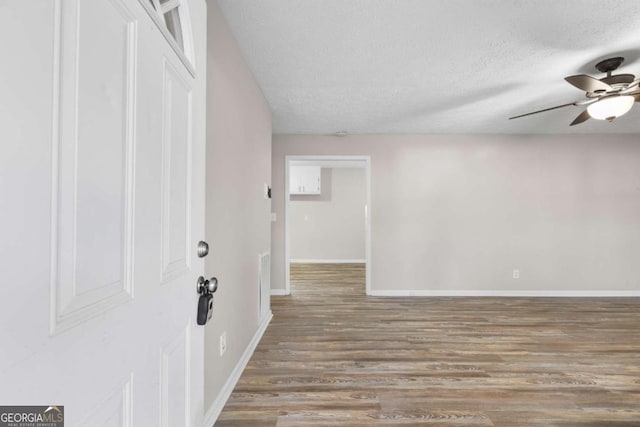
[0,0,207,425]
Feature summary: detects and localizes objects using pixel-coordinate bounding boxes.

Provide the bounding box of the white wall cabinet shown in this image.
[290,165,321,195]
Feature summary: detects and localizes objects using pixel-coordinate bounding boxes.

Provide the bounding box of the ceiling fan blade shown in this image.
[565,74,612,92]
[570,110,590,126]
[622,79,640,93]
[625,89,640,102]
[509,102,575,120]
[622,89,640,102]
[574,98,598,106]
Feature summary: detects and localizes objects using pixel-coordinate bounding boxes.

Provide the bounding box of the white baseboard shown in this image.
[368,290,640,297]
[290,259,366,264]
[270,289,288,296]
[203,311,273,427]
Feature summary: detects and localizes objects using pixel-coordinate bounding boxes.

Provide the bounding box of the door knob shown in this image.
[197,276,218,295]
[206,277,218,294]
[196,276,218,326]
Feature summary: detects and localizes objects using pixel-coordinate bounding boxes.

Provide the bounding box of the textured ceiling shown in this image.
[217,0,640,134]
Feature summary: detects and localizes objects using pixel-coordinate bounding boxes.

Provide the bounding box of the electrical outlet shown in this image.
[220,331,227,356]
[513,269,520,279]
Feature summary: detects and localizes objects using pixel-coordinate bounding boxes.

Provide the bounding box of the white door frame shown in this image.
[284,155,372,295]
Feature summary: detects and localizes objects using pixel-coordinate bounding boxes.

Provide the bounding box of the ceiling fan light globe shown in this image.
[586,95,635,120]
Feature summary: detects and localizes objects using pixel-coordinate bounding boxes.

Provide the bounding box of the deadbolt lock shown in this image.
[197,241,209,258]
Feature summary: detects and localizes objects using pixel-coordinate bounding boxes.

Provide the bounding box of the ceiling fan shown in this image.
[510,57,640,126]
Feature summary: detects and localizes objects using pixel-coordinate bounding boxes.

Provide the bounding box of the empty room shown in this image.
[216,0,640,425]
[2,1,640,426]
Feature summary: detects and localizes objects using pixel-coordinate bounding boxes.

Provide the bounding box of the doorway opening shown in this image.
[284,156,371,295]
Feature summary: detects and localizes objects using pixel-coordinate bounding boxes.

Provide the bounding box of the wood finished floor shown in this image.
[215,263,640,426]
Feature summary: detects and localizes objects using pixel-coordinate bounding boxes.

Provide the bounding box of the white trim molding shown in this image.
[369,290,640,297]
[203,311,273,427]
[270,289,288,296]
[290,259,366,264]
[284,155,372,296]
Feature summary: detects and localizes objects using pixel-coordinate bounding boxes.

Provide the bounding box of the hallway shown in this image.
[216,263,640,426]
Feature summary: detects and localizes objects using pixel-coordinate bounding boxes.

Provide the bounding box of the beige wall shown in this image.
[204,0,272,412]
[290,168,366,260]
[272,134,640,295]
